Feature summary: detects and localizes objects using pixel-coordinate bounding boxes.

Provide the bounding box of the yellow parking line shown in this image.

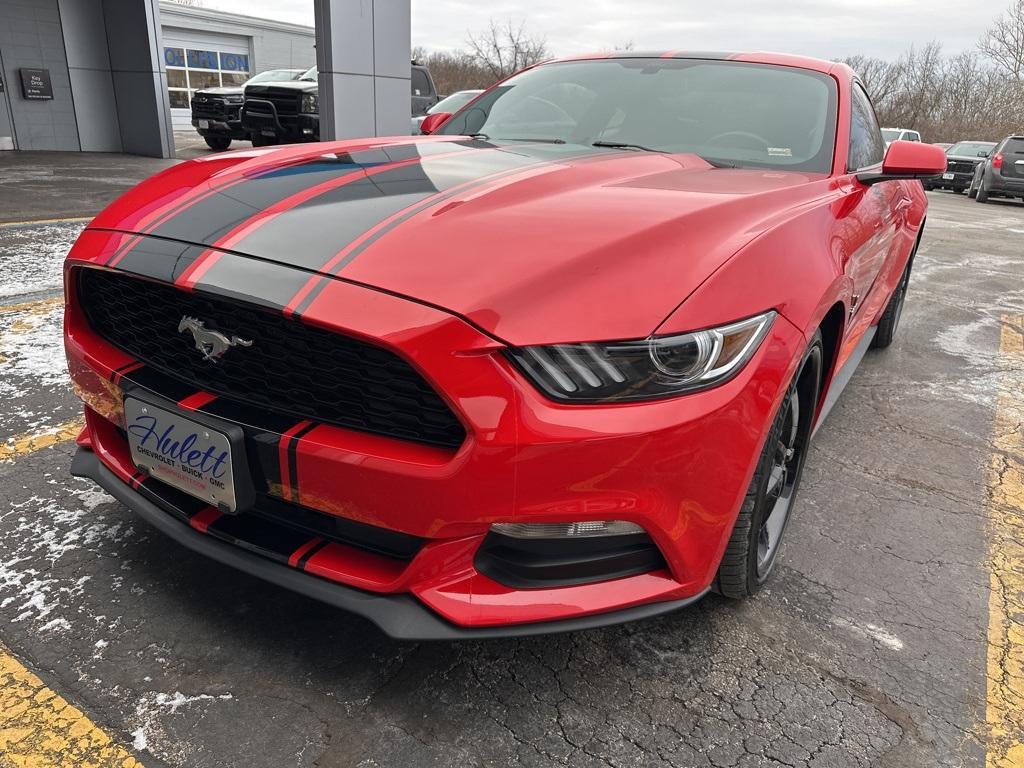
[0,296,64,316]
[0,420,84,462]
[0,216,91,228]
[987,313,1024,768]
[0,644,143,767]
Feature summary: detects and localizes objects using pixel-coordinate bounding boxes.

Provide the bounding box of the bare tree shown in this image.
[979,0,1024,80]
[466,19,549,81]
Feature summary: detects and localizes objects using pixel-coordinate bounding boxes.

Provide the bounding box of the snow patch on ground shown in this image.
[129,690,234,760]
[0,221,84,298]
[0,486,135,633]
[0,302,69,398]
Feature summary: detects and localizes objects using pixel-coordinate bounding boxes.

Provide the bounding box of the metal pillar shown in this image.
[313,0,411,140]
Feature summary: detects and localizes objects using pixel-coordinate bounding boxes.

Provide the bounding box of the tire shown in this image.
[967,177,978,199]
[714,333,823,598]
[204,136,231,151]
[977,180,989,203]
[251,134,277,148]
[870,248,915,350]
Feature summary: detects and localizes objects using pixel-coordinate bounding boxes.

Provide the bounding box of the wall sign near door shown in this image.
[19,69,53,100]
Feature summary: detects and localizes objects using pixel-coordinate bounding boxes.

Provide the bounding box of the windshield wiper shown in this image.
[698,156,740,169]
[591,140,664,153]
[494,137,566,144]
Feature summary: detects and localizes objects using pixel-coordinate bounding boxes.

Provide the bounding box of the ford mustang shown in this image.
[64,52,945,639]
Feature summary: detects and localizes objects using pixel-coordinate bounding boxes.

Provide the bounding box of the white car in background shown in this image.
[882,127,922,146]
[412,89,484,134]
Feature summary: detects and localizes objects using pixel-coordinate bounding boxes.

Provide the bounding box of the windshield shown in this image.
[299,66,318,82]
[881,129,902,142]
[437,58,838,172]
[246,69,301,85]
[429,90,483,116]
[947,141,995,157]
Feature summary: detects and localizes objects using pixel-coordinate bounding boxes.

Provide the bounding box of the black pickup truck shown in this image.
[241,62,438,145]
[191,69,305,151]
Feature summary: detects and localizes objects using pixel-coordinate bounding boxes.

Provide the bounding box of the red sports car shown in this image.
[64,52,945,638]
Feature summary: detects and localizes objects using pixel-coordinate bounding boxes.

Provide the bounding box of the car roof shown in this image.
[550,50,846,75]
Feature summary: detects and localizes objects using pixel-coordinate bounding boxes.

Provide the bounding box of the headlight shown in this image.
[506,311,776,403]
[300,93,318,113]
[224,94,243,104]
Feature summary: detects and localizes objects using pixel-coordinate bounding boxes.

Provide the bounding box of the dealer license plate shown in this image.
[124,397,237,512]
[942,173,955,180]
[198,119,210,129]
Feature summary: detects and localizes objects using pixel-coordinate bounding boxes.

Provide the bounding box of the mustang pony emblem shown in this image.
[177,316,253,362]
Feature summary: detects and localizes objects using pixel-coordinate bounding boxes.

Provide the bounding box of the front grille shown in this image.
[78,268,466,449]
[247,89,300,117]
[946,160,976,174]
[192,98,229,119]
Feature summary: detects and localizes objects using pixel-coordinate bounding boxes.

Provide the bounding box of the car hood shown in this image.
[194,87,243,97]
[89,138,830,345]
[245,81,317,94]
[946,153,989,162]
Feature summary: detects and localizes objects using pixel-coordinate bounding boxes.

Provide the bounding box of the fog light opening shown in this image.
[490,520,644,539]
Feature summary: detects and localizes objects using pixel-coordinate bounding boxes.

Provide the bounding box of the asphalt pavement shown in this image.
[0,151,1022,768]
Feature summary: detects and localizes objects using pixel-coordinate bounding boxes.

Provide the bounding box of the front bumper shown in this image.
[71,447,706,639]
[191,117,246,139]
[64,232,805,634]
[241,100,319,142]
[930,171,973,189]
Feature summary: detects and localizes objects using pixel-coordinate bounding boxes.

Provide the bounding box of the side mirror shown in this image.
[857,140,947,186]
[419,112,452,135]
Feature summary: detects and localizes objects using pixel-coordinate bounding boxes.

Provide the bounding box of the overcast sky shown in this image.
[195,0,1009,61]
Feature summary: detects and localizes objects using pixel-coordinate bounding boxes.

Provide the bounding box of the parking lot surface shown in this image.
[0,153,1022,768]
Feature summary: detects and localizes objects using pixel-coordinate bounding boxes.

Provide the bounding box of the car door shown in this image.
[837,83,907,324]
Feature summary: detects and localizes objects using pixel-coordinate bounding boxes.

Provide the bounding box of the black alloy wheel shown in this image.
[715,332,823,597]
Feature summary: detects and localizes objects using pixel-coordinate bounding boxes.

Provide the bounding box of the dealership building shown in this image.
[0,0,408,156]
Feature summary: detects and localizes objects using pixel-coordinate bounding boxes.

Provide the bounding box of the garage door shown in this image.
[162,28,252,130]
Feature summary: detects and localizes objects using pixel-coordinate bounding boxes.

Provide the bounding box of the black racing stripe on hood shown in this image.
[145,142,478,246]
[189,253,312,312]
[111,236,195,283]
[284,144,602,318]
[229,147,540,272]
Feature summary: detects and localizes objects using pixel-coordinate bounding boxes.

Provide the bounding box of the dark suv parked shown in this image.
[241,62,438,145]
[191,69,305,151]
[924,140,995,193]
[969,135,1024,203]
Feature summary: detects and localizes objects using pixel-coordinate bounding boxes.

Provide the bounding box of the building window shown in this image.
[164,46,251,110]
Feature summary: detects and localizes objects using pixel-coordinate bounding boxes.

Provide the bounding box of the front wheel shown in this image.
[204,136,231,151]
[977,180,990,203]
[251,134,277,148]
[968,176,979,199]
[714,333,822,598]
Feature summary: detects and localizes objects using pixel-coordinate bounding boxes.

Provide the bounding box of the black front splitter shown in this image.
[71,447,707,641]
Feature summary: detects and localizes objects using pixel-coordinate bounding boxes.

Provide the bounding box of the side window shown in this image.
[909,132,921,142]
[411,68,430,97]
[848,83,885,170]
